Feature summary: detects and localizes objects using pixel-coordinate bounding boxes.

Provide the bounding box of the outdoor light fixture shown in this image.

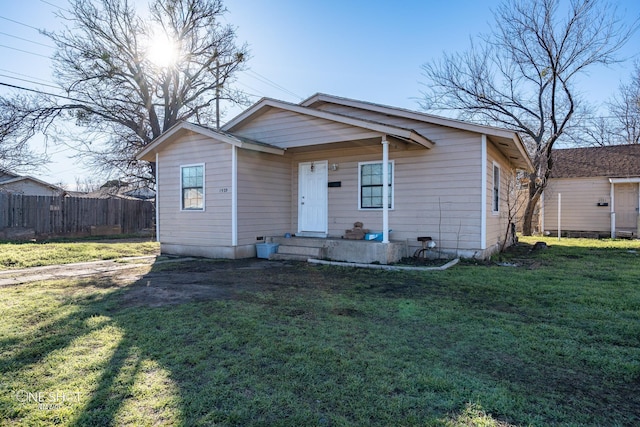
[331,163,339,171]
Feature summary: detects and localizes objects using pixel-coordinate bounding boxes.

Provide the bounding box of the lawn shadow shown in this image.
[3,254,640,426]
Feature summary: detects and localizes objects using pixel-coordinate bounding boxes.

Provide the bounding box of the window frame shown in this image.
[180,163,205,211]
[358,160,394,210]
[492,161,500,214]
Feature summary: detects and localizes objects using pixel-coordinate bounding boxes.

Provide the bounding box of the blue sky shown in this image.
[1,0,639,187]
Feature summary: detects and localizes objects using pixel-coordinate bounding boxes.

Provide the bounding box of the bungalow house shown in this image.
[542,144,640,238]
[0,170,64,196]
[136,94,533,263]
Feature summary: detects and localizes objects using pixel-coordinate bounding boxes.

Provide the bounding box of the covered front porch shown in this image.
[265,235,407,264]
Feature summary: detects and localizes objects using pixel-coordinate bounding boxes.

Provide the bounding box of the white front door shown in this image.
[298,161,328,237]
[615,183,639,231]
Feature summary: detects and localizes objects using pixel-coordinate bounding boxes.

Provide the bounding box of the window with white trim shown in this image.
[492,162,500,213]
[181,164,204,210]
[359,161,393,209]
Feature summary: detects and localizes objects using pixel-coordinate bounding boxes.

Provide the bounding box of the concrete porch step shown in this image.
[276,244,324,257]
[266,235,406,264]
[269,253,312,262]
[267,240,325,262]
[270,236,327,248]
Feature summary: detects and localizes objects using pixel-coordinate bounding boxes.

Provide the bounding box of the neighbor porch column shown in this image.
[610,180,615,238]
[382,136,390,243]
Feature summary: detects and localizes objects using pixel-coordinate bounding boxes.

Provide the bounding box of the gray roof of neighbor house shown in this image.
[0,170,64,192]
[550,144,640,179]
[0,170,20,182]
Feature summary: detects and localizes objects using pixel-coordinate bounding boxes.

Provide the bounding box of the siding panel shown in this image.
[544,177,612,233]
[485,141,515,251]
[237,150,291,245]
[158,134,232,248]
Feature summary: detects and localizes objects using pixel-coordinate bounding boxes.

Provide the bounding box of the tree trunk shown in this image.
[521,199,536,236]
[521,181,543,236]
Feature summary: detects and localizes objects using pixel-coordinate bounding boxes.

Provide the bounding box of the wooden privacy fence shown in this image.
[0,194,155,239]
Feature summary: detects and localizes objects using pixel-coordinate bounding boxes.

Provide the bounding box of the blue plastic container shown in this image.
[256,243,279,259]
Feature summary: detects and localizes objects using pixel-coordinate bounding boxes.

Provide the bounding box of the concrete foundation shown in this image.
[270,236,406,264]
[161,242,260,259]
[160,237,495,263]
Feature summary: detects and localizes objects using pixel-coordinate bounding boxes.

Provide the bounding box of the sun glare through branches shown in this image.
[145,31,179,69]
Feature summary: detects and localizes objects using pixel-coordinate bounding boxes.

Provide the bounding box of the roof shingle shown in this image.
[550,144,640,178]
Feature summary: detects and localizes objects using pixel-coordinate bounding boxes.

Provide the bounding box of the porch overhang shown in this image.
[609,177,640,184]
[301,93,533,171]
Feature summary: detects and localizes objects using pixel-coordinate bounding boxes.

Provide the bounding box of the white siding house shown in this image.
[137,94,533,262]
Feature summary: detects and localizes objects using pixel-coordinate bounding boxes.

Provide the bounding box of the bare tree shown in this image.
[563,111,619,147]
[0,0,248,185]
[421,0,636,235]
[74,176,102,193]
[0,93,50,172]
[609,61,640,145]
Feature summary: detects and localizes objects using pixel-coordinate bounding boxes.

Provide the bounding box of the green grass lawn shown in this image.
[1,237,639,426]
[0,238,159,270]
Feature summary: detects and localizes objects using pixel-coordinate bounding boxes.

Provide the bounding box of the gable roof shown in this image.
[223,97,435,149]
[0,171,64,193]
[300,93,533,171]
[0,170,19,181]
[550,145,640,179]
[138,94,533,171]
[136,121,285,162]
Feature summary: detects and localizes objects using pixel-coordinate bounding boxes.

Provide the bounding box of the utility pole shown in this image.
[215,58,220,130]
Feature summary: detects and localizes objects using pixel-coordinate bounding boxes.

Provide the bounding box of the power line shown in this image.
[0,13,304,104]
[0,31,55,49]
[0,81,83,103]
[244,70,304,101]
[235,81,271,99]
[39,0,68,12]
[0,43,51,58]
[0,74,59,90]
[0,15,42,32]
[0,68,55,85]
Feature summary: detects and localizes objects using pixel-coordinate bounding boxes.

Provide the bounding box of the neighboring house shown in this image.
[136,93,533,263]
[72,180,155,200]
[0,170,65,196]
[542,144,640,238]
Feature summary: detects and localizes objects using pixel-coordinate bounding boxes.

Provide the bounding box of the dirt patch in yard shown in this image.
[117,258,300,308]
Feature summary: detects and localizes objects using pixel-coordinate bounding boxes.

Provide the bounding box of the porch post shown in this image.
[382,136,390,243]
[231,145,238,247]
[155,152,160,243]
[610,180,615,238]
